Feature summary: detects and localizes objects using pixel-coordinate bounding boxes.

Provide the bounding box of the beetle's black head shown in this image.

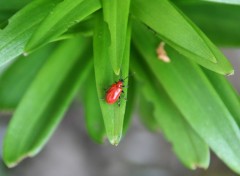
[119,78,124,82]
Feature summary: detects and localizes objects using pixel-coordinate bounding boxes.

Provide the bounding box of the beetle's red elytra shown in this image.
[105,76,128,106]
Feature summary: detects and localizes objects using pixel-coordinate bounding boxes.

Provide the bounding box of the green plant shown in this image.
[0,0,240,174]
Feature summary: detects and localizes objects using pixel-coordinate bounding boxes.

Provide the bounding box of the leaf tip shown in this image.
[226,69,234,76]
[113,67,121,76]
[3,155,25,168]
[3,160,16,168]
[210,57,218,64]
[192,163,209,170]
[109,135,121,146]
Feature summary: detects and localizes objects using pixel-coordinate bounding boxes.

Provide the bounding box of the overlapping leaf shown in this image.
[131,52,209,169]
[0,0,62,66]
[101,0,130,74]
[132,22,240,173]
[3,37,91,167]
[25,0,101,52]
[131,0,233,75]
[93,12,130,145]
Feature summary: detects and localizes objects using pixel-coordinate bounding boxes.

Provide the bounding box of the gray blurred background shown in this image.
[0,49,239,176]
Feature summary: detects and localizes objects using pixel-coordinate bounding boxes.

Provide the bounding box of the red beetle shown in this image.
[105,77,128,106]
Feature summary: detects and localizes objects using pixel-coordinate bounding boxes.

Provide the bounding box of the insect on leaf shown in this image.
[93,11,130,145]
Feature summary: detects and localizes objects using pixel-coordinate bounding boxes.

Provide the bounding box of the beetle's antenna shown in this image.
[123,72,135,81]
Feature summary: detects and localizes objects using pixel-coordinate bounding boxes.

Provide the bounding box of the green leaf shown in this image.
[0,0,62,66]
[3,37,92,167]
[175,2,240,46]
[203,68,240,126]
[131,52,209,169]
[132,23,240,173]
[0,44,55,110]
[82,69,105,143]
[25,0,101,53]
[101,0,130,74]
[93,12,130,145]
[131,0,233,75]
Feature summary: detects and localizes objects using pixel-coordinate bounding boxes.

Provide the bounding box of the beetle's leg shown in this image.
[104,87,109,93]
[117,96,121,107]
[120,93,127,102]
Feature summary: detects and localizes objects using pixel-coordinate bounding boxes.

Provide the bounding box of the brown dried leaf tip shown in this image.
[156,42,170,63]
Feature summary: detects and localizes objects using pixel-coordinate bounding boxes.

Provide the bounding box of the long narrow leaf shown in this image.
[101,0,130,74]
[132,22,240,173]
[25,0,101,52]
[131,52,209,169]
[0,44,55,110]
[93,12,130,145]
[3,37,91,167]
[131,0,233,75]
[0,0,62,66]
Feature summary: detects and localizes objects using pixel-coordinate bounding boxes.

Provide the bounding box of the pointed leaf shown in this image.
[131,53,209,169]
[25,0,101,52]
[131,0,233,75]
[0,44,55,110]
[3,37,92,167]
[0,0,62,66]
[93,12,130,145]
[101,0,130,74]
[132,23,240,173]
